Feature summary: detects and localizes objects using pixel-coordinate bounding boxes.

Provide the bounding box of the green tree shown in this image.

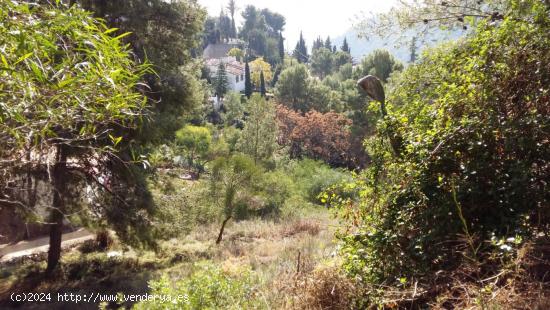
[210,155,259,244]
[244,61,252,98]
[341,37,350,54]
[275,65,337,113]
[222,92,245,126]
[354,49,403,82]
[75,0,207,142]
[312,36,324,52]
[261,8,286,35]
[0,1,152,274]
[292,31,309,63]
[324,36,332,50]
[237,95,278,163]
[175,126,212,176]
[214,62,229,99]
[260,71,267,96]
[275,64,309,111]
[332,51,353,71]
[278,32,285,62]
[227,0,237,38]
[310,47,334,79]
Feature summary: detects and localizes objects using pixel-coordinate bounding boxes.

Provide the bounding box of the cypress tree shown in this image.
[260,70,266,97]
[293,31,309,63]
[278,32,285,63]
[341,37,350,54]
[271,65,282,87]
[324,36,332,50]
[312,36,323,52]
[245,61,252,98]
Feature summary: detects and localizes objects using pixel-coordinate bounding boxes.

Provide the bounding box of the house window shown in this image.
[241,74,244,80]
[236,75,239,83]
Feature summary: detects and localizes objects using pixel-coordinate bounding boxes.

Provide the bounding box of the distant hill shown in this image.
[333,27,467,64]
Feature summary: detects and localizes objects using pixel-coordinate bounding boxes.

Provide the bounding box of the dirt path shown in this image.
[0,229,94,263]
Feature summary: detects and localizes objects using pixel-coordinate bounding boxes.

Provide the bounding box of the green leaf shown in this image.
[0,54,8,67]
[104,28,119,35]
[113,32,132,41]
[15,52,33,65]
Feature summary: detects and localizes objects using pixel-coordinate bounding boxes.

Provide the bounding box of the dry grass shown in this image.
[356,236,550,310]
[274,260,360,310]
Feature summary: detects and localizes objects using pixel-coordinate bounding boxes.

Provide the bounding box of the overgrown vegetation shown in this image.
[1,0,548,308]
[327,0,549,306]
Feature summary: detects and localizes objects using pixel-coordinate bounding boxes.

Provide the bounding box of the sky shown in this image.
[199,0,397,50]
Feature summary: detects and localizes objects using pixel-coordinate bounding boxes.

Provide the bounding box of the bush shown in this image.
[331,1,550,283]
[134,262,263,309]
[286,159,351,204]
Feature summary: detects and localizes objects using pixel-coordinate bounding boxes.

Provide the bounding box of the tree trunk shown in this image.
[216,216,232,244]
[46,146,67,276]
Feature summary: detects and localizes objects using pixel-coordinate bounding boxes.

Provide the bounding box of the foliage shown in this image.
[244,61,252,98]
[222,92,245,126]
[134,262,262,309]
[355,0,510,42]
[260,71,267,96]
[209,154,260,242]
[175,126,212,175]
[310,48,352,79]
[213,62,229,99]
[341,37,350,54]
[76,0,207,142]
[237,95,278,163]
[292,32,309,63]
[310,48,334,79]
[275,65,340,113]
[276,106,353,167]
[239,5,285,60]
[227,48,244,62]
[249,57,272,88]
[283,159,351,204]
[0,0,155,271]
[353,49,403,82]
[331,1,550,283]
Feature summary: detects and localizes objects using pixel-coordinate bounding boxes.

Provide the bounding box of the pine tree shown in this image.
[293,31,309,63]
[409,36,418,63]
[333,45,337,53]
[227,0,237,38]
[341,37,350,54]
[245,61,252,98]
[312,36,324,52]
[278,32,285,63]
[237,94,278,164]
[324,36,332,50]
[215,62,229,99]
[260,70,267,97]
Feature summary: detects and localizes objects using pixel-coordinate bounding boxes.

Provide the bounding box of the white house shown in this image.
[206,58,245,93]
[203,39,247,94]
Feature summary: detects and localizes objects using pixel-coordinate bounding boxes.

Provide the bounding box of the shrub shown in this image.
[286,159,351,204]
[134,262,262,309]
[331,1,550,283]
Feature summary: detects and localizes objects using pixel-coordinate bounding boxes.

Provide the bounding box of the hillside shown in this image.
[333,27,467,63]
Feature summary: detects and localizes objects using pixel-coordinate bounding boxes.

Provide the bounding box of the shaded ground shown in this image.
[0,229,94,263]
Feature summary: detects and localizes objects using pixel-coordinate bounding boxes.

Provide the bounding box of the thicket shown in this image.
[329,0,549,290]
